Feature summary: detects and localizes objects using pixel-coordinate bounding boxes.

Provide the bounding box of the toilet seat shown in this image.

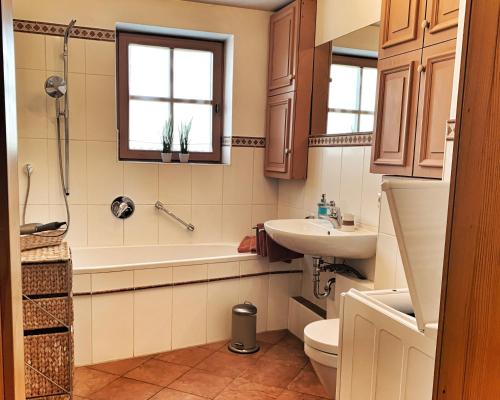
[304,318,339,355]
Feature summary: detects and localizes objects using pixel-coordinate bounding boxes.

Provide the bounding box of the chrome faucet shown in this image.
[327,200,342,229]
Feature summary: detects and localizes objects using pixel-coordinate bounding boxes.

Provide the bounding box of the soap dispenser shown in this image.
[317,194,328,218]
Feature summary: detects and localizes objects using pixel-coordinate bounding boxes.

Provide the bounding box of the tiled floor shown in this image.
[74,330,331,400]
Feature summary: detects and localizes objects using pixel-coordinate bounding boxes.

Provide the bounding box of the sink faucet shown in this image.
[327,200,342,229]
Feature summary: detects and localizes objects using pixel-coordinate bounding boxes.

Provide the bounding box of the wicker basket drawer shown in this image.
[23,297,73,331]
[24,331,73,398]
[22,262,72,296]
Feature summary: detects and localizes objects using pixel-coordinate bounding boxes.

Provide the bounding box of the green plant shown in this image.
[162,116,174,153]
[179,118,193,154]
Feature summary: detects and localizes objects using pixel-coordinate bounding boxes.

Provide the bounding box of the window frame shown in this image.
[327,54,378,135]
[117,31,224,162]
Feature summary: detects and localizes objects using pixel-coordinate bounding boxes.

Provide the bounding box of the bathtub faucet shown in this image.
[155,201,195,231]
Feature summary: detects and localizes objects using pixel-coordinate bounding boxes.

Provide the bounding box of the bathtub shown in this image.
[71,243,303,366]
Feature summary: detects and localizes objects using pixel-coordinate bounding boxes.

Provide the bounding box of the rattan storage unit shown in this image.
[21,242,73,400]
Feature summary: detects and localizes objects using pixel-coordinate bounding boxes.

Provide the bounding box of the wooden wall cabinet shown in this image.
[265,0,316,180]
[372,0,458,178]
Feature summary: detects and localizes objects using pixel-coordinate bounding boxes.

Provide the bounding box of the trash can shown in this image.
[228,302,260,354]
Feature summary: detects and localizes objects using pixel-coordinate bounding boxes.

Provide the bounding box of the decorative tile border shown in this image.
[292,296,326,318]
[309,133,373,147]
[74,269,302,296]
[446,119,456,141]
[14,19,115,42]
[223,136,266,148]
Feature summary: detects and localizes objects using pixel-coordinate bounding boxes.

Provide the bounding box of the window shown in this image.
[327,55,377,135]
[117,32,224,162]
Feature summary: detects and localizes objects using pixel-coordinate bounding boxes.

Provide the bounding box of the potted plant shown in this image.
[179,119,192,163]
[161,116,174,162]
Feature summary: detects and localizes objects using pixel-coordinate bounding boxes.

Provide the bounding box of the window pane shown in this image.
[174,49,213,101]
[361,67,377,112]
[360,114,374,132]
[129,44,170,97]
[172,103,213,152]
[129,99,170,151]
[327,112,358,134]
[329,65,361,110]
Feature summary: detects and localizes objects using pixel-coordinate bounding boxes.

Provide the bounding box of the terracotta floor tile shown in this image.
[225,377,284,397]
[125,359,190,387]
[89,355,151,375]
[215,388,277,400]
[287,369,330,398]
[151,388,207,399]
[240,358,303,389]
[256,330,288,345]
[262,344,308,368]
[195,351,257,378]
[89,377,162,400]
[168,369,233,399]
[74,366,119,397]
[156,347,213,367]
[277,390,330,400]
[198,340,229,352]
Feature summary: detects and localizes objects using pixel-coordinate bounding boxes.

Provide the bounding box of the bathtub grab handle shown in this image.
[155,201,195,231]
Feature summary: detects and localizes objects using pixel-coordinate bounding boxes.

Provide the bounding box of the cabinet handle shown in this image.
[421,19,430,29]
[285,148,292,155]
[417,64,426,73]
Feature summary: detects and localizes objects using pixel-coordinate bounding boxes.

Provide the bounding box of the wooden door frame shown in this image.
[0,0,25,399]
[433,0,500,398]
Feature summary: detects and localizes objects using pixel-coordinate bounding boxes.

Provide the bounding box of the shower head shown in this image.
[64,19,77,50]
[45,75,67,98]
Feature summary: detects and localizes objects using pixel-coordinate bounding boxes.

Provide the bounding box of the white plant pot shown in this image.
[161,152,172,163]
[179,153,190,163]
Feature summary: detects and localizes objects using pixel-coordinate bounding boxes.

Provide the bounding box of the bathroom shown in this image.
[1,0,498,399]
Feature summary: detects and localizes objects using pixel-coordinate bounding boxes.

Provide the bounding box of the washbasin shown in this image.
[264,219,377,259]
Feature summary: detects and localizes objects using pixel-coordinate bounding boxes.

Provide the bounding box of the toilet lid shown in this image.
[304,319,339,355]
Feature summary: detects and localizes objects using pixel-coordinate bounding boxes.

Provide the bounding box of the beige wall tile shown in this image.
[207,280,239,342]
[207,261,239,280]
[321,147,342,203]
[85,40,115,76]
[92,270,133,292]
[18,138,49,204]
[173,264,208,283]
[374,233,399,289]
[20,204,49,225]
[191,165,223,205]
[74,295,92,366]
[45,36,85,73]
[134,267,172,287]
[223,147,253,204]
[303,147,324,215]
[158,204,193,244]
[14,32,45,70]
[158,164,192,205]
[86,141,123,204]
[267,274,290,330]
[16,68,48,138]
[73,274,91,294]
[252,148,278,205]
[379,191,395,236]
[360,147,382,228]
[222,204,252,242]
[124,162,158,205]
[278,179,305,208]
[49,204,88,247]
[395,247,408,289]
[240,258,269,275]
[86,74,116,141]
[191,205,222,243]
[124,205,159,246]
[339,147,364,223]
[87,204,123,246]
[251,204,277,227]
[238,275,269,332]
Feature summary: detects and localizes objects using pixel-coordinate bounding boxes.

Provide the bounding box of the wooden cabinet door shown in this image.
[379,0,426,59]
[265,92,295,175]
[413,40,455,178]
[424,0,459,46]
[268,1,298,95]
[371,50,421,175]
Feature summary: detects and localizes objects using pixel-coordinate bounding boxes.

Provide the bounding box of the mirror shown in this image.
[311,23,379,136]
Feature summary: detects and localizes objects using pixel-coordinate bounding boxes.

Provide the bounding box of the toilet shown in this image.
[304,318,340,399]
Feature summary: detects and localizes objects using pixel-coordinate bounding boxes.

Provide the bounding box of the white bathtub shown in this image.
[72,243,257,274]
[71,243,303,366]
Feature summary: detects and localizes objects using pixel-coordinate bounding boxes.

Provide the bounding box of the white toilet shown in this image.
[304,318,340,399]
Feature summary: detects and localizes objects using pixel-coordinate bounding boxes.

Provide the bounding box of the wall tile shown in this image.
[20,204,49,225]
[16,69,48,138]
[238,276,269,332]
[134,287,172,356]
[395,247,408,289]
[124,205,159,246]
[92,270,133,292]
[14,32,45,70]
[339,147,364,223]
[207,280,239,342]
[379,191,395,236]
[360,147,382,228]
[92,292,134,363]
[124,162,158,205]
[134,267,172,287]
[240,259,269,275]
[208,262,239,280]
[158,205,193,244]
[374,233,399,289]
[172,283,207,349]
[73,274,91,294]
[223,147,253,204]
[173,264,207,283]
[251,204,277,227]
[85,40,115,76]
[86,141,123,204]
[87,204,123,246]
[321,147,342,203]
[267,274,290,330]
[222,204,252,242]
[252,148,278,205]
[191,205,222,243]
[191,165,223,205]
[74,295,92,366]
[86,74,116,141]
[158,164,192,205]
[18,138,49,204]
[278,179,305,209]
[45,36,85,73]
[303,147,324,215]
[49,204,88,247]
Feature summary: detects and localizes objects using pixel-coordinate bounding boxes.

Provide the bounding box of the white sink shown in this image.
[264,219,377,259]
